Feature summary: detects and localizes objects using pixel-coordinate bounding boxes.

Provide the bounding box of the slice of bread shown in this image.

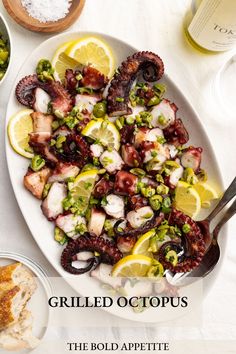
[0,309,40,351]
[0,263,37,330]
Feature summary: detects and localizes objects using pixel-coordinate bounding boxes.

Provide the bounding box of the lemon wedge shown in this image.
[193,182,219,208]
[52,41,80,82]
[82,119,120,150]
[112,255,153,277]
[70,170,98,214]
[66,36,115,78]
[132,230,156,257]
[174,181,201,219]
[7,109,34,158]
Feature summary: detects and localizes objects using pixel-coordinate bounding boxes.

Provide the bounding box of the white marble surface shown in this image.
[0,0,236,349]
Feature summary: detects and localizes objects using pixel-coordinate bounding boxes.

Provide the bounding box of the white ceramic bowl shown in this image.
[0,13,12,86]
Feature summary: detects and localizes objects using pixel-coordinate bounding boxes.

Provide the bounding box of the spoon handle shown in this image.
[213,198,236,240]
[207,177,236,222]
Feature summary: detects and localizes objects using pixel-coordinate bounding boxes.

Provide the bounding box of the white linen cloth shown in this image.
[0,0,235,350]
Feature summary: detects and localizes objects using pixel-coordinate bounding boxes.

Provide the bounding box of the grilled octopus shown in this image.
[15,74,73,117]
[107,51,164,116]
[61,234,122,275]
[157,209,206,273]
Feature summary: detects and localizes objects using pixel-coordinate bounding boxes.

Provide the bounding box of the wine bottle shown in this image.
[185,0,236,53]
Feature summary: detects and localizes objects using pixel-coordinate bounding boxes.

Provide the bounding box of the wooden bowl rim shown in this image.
[2,0,86,33]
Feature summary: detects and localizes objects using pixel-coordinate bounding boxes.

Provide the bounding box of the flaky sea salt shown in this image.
[21,0,72,23]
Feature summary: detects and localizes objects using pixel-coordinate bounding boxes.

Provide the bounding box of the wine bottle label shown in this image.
[188,0,236,51]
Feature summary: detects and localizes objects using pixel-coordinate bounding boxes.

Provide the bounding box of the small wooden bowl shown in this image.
[3,0,86,33]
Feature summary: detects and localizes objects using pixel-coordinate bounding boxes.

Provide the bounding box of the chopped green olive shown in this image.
[182,223,191,234]
[93,102,107,118]
[56,135,66,149]
[76,73,83,81]
[93,157,100,166]
[153,83,166,96]
[54,227,68,245]
[30,155,45,172]
[149,194,163,211]
[156,136,166,144]
[116,97,124,102]
[165,250,178,266]
[155,174,164,183]
[104,219,115,237]
[141,186,156,198]
[130,168,146,177]
[36,59,54,82]
[126,116,135,125]
[156,184,169,195]
[161,197,172,213]
[63,115,80,129]
[165,160,180,169]
[183,167,198,185]
[115,116,125,130]
[42,183,51,199]
[157,114,167,126]
[147,95,161,107]
[75,223,87,235]
[51,120,60,131]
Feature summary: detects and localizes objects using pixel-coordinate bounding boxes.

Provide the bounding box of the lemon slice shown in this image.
[132,230,156,257]
[174,181,201,219]
[52,41,80,82]
[112,255,153,277]
[70,170,98,214]
[66,36,115,78]
[82,119,120,150]
[193,182,219,208]
[7,109,34,158]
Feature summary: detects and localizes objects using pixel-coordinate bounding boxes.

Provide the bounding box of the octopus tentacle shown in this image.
[163,118,189,146]
[43,80,73,116]
[114,212,164,238]
[15,75,73,116]
[107,51,164,116]
[61,234,123,275]
[51,133,91,168]
[157,209,206,273]
[15,74,42,107]
[81,66,109,90]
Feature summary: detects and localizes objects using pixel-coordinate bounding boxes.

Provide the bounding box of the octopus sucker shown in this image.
[114,212,165,238]
[61,234,123,275]
[51,134,91,168]
[15,75,73,116]
[157,209,206,273]
[15,74,42,107]
[107,51,164,116]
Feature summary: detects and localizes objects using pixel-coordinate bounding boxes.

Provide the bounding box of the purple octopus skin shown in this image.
[157,209,206,273]
[114,212,165,238]
[93,177,114,198]
[163,118,189,146]
[61,234,123,275]
[51,134,91,168]
[107,51,164,116]
[15,75,41,107]
[15,75,73,116]
[114,170,138,196]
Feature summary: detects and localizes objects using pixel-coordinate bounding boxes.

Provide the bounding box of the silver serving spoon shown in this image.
[169,177,236,284]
